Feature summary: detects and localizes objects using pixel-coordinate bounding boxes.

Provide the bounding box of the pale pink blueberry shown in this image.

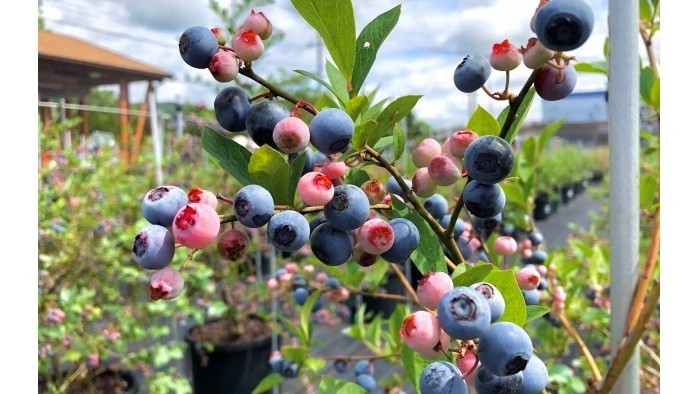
[519,238,533,251]
[296,244,312,258]
[358,218,395,255]
[553,285,566,303]
[412,167,438,198]
[417,329,451,360]
[303,264,315,274]
[88,352,100,367]
[457,352,478,377]
[441,136,452,154]
[521,247,533,259]
[412,138,442,168]
[285,262,299,274]
[361,179,387,204]
[536,265,548,276]
[493,236,518,256]
[400,311,442,355]
[353,243,379,267]
[208,51,239,82]
[449,130,479,157]
[321,161,347,179]
[520,37,555,69]
[516,266,541,290]
[279,272,292,283]
[172,203,221,249]
[188,188,218,210]
[44,307,66,325]
[231,29,264,62]
[469,237,482,251]
[316,272,328,283]
[417,271,454,310]
[148,267,185,301]
[267,277,279,290]
[297,171,334,206]
[273,116,310,154]
[490,39,522,71]
[241,10,272,40]
[428,154,463,186]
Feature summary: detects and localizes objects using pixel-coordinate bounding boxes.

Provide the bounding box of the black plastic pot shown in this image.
[559,184,575,204]
[533,193,552,221]
[185,318,273,394]
[40,366,148,394]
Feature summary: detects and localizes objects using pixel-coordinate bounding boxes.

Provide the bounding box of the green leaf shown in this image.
[466,105,500,136]
[326,60,350,106]
[500,181,528,210]
[521,135,539,165]
[503,87,536,143]
[574,61,608,75]
[300,290,323,341]
[351,119,379,149]
[452,263,494,286]
[393,124,406,162]
[318,376,367,394]
[640,173,659,211]
[305,356,326,373]
[538,118,565,150]
[401,343,431,392]
[373,136,393,155]
[374,95,422,138]
[640,0,652,21]
[201,126,252,185]
[483,268,527,326]
[281,346,309,364]
[345,167,370,187]
[525,305,550,323]
[640,66,656,106]
[294,69,346,106]
[346,95,369,121]
[290,0,356,80]
[391,196,446,273]
[248,145,290,204]
[363,97,388,121]
[351,5,401,95]
[288,150,308,205]
[649,77,660,110]
[251,373,285,394]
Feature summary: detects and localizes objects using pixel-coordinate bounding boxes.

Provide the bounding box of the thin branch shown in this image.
[318,352,400,361]
[626,211,659,334]
[551,308,603,383]
[640,341,660,367]
[239,66,318,115]
[355,291,412,303]
[639,24,660,79]
[499,68,539,140]
[390,263,421,305]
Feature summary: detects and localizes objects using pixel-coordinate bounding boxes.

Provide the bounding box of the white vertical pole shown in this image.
[608,0,640,392]
[148,86,164,185]
[59,98,72,151]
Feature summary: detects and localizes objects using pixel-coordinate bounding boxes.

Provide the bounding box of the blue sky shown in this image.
[38,0,623,129]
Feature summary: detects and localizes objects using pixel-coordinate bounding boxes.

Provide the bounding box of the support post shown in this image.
[148,84,164,185]
[608,0,640,392]
[119,80,130,168]
[133,81,154,159]
[59,98,71,151]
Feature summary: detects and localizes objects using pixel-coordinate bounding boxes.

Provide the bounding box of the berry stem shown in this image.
[179,248,199,272]
[499,68,539,141]
[219,214,237,224]
[389,263,421,305]
[353,290,412,303]
[363,145,462,270]
[238,66,318,115]
[481,84,506,101]
[318,352,399,361]
[216,193,234,205]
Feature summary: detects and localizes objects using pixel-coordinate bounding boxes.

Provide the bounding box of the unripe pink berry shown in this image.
[172,203,221,249]
[412,167,438,198]
[208,51,239,82]
[358,218,395,255]
[520,37,555,69]
[188,188,218,210]
[273,116,310,154]
[417,271,454,310]
[490,39,522,71]
[554,285,566,302]
[536,265,548,276]
[211,27,227,46]
[361,179,387,204]
[297,244,312,258]
[316,272,328,283]
[428,154,463,186]
[353,243,379,267]
[88,353,100,367]
[321,161,347,179]
[241,10,272,40]
[148,267,185,301]
[516,266,541,290]
[267,277,279,290]
[441,136,452,154]
[279,272,292,283]
[412,138,442,168]
[285,262,299,274]
[456,352,478,376]
[400,311,442,355]
[519,238,533,251]
[417,329,451,360]
[231,29,264,62]
[521,247,533,259]
[297,171,334,206]
[303,264,315,274]
[469,237,481,251]
[493,236,518,256]
[449,130,479,157]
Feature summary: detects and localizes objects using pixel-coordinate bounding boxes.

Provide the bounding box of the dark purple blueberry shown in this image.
[333,359,348,373]
[534,0,594,52]
[534,63,577,101]
[245,100,289,150]
[293,287,309,305]
[214,86,252,132]
[530,250,548,265]
[472,213,503,233]
[309,108,354,155]
[179,26,220,69]
[528,231,544,246]
[477,321,533,376]
[310,223,353,266]
[462,181,506,218]
[464,136,514,185]
[132,225,175,270]
[281,360,299,378]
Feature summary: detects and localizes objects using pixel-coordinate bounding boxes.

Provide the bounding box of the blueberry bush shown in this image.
[121,0,659,393]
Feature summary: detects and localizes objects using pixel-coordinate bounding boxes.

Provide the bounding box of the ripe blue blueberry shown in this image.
[534,0,595,52]
[245,100,289,150]
[455,235,473,260]
[281,360,299,378]
[132,225,175,270]
[528,231,544,246]
[269,354,284,374]
[474,364,524,394]
[439,215,465,239]
[517,354,549,394]
[477,321,533,376]
[462,181,506,218]
[419,360,468,394]
[470,282,506,323]
[354,359,374,377]
[386,176,411,200]
[530,250,548,265]
[424,193,448,219]
[522,289,540,306]
[310,222,353,266]
[380,218,420,263]
[214,86,252,132]
[308,212,327,234]
[141,185,188,227]
[333,359,348,373]
[234,184,274,228]
[293,287,309,305]
[472,213,503,234]
[324,276,341,289]
[356,374,377,392]
[464,135,514,185]
[454,54,492,93]
[437,286,491,340]
[179,26,220,69]
[323,184,370,231]
[267,210,310,252]
[292,274,307,290]
[309,108,354,155]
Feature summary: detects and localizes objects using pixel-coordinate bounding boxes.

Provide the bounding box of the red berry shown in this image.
[217,229,250,261]
[242,10,272,40]
[172,203,221,249]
